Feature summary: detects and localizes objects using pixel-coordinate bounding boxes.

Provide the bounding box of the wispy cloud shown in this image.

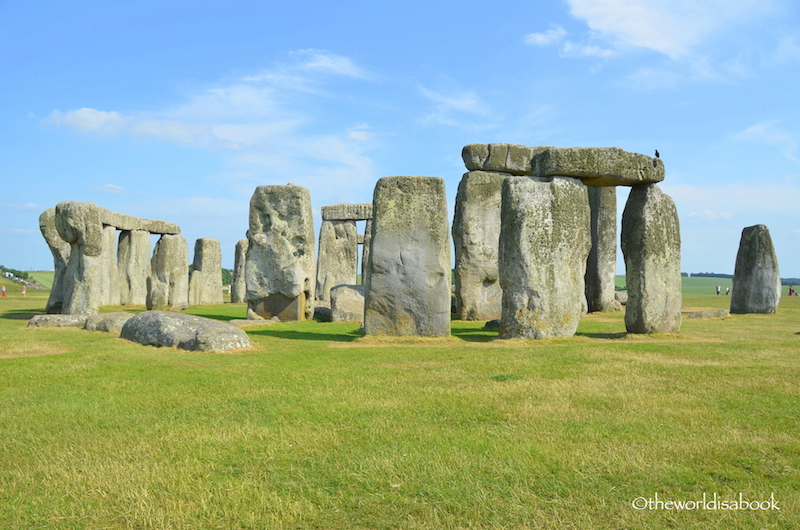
[687,210,732,221]
[91,184,127,194]
[732,120,799,162]
[525,26,567,46]
[45,108,131,134]
[417,85,494,128]
[0,203,40,211]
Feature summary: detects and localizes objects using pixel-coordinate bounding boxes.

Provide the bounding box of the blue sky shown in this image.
[2,0,799,276]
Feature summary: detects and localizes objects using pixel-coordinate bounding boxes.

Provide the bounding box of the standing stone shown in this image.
[621,184,682,333]
[585,186,619,312]
[499,177,591,339]
[452,170,509,320]
[364,176,451,336]
[188,238,223,305]
[245,184,316,321]
[362,219,372,286]
[99,225,121,307]
[330,284,365,322]
[39,208,71,314]
[149,234,189,311]
[55,201,105,314]
[231,239,248,303]
[316,220,358,301]
[730,224,781,314]
[118,230,151,305]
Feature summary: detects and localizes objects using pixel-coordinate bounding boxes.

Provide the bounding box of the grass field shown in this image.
[0,287,798,528]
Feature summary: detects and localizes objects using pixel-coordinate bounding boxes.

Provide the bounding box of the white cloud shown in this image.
[561,41,615,58]
[687,210,732,220]
[566,0,766,60]
[732,120,799,162]
[419,86,485,115]
[525,26,567,46]
[291,49,368,79]
[0,203,40,211]
[45,108,131,134]
[91,184,127,194]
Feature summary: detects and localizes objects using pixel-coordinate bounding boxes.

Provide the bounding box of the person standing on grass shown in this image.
[21,285,26,297]
[1,285,5,297]
[716,284,721,295]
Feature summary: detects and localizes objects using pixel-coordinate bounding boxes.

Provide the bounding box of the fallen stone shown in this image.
[364,176,451,336]
[688,309,730,319]
[330,284,365,322]
[730,224,781,314]
[313,306,332,322]
[615,291,628,305]
[27,314,88,328]
[484,319,501,331]
[621,184,682,333]
[245,184,316,321]
[452,171,509,321]
[84,312,134,332]
[499,176,591,339]
[531,147,664,186]
[120,311,252,353]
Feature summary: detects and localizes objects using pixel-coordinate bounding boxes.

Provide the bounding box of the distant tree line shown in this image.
[689,272,734,279]
[187,267,234,285]
[0,265,28,280]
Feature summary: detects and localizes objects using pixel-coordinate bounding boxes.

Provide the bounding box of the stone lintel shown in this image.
[321,203,373,221]
[101,208,180,234]
[531,147,664,186]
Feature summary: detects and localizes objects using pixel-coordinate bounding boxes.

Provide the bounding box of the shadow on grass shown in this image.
[248,328,361,342]
[451,327,498,342]
[576,331,629,339]
[0,309,42,321]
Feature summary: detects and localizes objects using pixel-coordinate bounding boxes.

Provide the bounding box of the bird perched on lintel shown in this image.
[655,149,660,158]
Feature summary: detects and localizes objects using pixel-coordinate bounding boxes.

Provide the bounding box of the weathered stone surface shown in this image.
[362,219,372,287]
[245,184,316,321]
[452,171,509,321]
[188,238,223,305]
[688,308,730,319]
[621,184,682,333]
[231,239,248,303]
[499,176,592,339]
[316,220,358,301]
[331,284,365,322]
[55,201,106,314]
[364,177,451,336]
[462,144,552,175]
[313,306,332,322]
[39,208,71,314]
[100,209,180,234]
[321,203,373,221]
[27,314,88,328]
[585,186,618,312]
[149,234,189,311]
[615,291,628,305]
[531,147,664,186]
[120,311,252,353]
[730,224,781,314]
[84,312,134,332]
[118,230,150,305]
[99,225,121,307]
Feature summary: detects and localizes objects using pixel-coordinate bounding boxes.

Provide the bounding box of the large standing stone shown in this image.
[621,184,682,333]
[364,176,451,336]
[730,224,781,314]
[499,176,591,339]
[55,201,106,314]
[452,170,509,320]
[39,208,71,314]
[231,239,248,303]
[362,219,372,286]
[316,220,358,301]
[245,184,316,321]
[117,230,151,305]
[330,284,365,322]
[148,234,189,311]
[188,238,223,305]
[99,225,121,307]
[585,186,619,312]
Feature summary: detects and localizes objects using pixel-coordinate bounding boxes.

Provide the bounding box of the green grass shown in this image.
[1,291,798,528]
